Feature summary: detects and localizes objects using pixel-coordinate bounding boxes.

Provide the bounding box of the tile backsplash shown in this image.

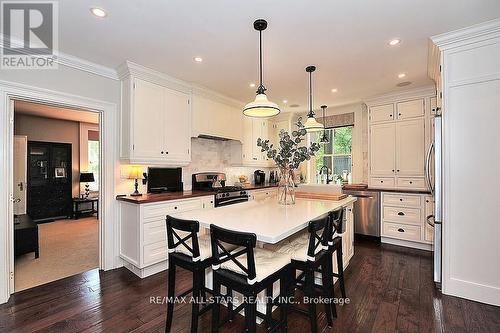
[117,137,274,195]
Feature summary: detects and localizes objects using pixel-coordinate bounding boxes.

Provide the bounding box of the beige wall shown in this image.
[14,114,81,197]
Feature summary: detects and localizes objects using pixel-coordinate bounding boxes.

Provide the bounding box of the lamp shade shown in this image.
[128,166,142,180]
[79,172,95,183]
[304,115,324,132]
[243,93,280,118]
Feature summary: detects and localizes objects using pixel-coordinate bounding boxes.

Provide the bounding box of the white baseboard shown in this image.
[444,277,500,307]
[123,260,168,278]
[381,237,433,251]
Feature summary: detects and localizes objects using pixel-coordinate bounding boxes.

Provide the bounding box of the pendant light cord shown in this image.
[259,30,263,87]
[309,71,314,116]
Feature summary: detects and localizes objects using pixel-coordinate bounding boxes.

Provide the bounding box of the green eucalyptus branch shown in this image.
[257,117,321,170]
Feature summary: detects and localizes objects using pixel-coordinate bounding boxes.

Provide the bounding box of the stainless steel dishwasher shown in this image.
[342,189,380,239]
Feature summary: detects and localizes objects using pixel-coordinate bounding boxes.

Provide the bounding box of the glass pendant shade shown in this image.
[243,93,280,118]
[304,114,324,132]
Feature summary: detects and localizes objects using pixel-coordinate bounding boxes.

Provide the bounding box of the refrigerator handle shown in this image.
[425,142,435,195]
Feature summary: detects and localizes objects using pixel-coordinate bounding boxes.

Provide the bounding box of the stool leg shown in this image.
[245,292,257,333]
[321,258,333,327]
[336,245,346,299]
[280,270,289,333]
[325,255,337,319]
[226,287,234,321]
[266,285,273,329]
[305,269,318,333]
[211,274,221,333]
[191,269,201,333]
[165,263,176,333]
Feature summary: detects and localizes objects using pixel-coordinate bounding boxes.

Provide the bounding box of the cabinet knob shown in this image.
[174,206,178,210]
[380,180,384,183]
[397,228,405,233]
[409,181,413,184]
[396,169,400,172]
[426,199,429,203]
[399,113,402,116]
[398,212,405,216]
[389,114,393,117]
[161,151,164,154]
[392,169,395,172]
[166,151,169,154]
[399,198,403,202]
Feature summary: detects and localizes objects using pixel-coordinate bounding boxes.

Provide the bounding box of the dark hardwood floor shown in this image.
[1,241,499,332]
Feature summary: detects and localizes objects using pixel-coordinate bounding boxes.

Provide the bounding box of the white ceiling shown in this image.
[58,1,500,112]
[14,101,99,124]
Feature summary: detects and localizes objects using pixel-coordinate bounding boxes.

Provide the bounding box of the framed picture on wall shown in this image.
[55,167,66,178]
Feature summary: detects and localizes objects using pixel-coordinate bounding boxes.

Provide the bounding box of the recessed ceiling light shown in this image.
[193,57,203,63]
[331,88,338,93]
[389,39,401,46]
[249,83,256,88]
[283,100,288,104]
[398,73,406,79]
[90,7,107,18]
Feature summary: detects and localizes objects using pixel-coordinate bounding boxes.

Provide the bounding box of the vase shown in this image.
[278,167,296,205]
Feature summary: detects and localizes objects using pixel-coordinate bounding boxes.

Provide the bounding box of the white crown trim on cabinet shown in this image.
[431,18,500,50]
[364,85,436,107]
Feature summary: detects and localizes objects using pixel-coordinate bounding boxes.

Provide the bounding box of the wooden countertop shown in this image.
[116,191,214,204]
[116,184,278,204]
[342,183,431,195]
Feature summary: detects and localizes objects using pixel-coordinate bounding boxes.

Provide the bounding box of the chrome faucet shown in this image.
[319,165,332,184]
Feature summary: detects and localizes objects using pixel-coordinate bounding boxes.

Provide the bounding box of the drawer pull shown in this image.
[380,180,384,183]
[409,181,413,184]
[397,212,405,216]
[174,206,178,210]
[397,228,405,233]
[399,198,403,202]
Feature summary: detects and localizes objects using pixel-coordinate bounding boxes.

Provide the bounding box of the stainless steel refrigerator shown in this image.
[425,110,442,288]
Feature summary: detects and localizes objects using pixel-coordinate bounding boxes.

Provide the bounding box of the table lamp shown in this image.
[128,166,143,197]
[79,172,95,198]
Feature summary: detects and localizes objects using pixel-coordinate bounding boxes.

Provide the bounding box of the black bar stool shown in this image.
[209,224,290,333]
[326,209,347,299]
[164,216,217,333]
[275,213,335,333]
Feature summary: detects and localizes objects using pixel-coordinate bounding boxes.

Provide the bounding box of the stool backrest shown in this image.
[166,215,201,261]
[306,213,330,261]
[210,224,257,284]
[331,208,345,234]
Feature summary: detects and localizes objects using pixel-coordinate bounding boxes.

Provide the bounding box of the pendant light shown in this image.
[303,66,324,132]
[243,19,280,118]
[319,105,329,144]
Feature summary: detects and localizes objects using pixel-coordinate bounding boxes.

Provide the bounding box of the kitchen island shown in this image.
[119,193,356,278]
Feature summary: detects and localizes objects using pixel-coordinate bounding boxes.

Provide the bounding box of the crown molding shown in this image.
[431,18,500,51]
[364,85,436,106]
[191,84,244,109]
[0,34,119,80]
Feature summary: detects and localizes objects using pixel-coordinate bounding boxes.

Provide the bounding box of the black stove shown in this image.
[192,173,249,207]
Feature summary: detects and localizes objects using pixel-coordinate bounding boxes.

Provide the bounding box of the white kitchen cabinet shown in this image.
[369,104,394,123]
[119,195,214,278]
[121,76,191,165]
[191,93,243,141]
[232,118,274,167]
[395,118,425,176]
[248,187,277,201]
[380,192,433,250]
[396,99,425,119]
[369,122,396,176]
[424,195,434,242]
[368,93,433,191]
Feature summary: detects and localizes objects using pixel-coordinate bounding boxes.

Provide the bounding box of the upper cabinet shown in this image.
[119,62,192,165]
[367,88,435,190]
[191,93,243,141]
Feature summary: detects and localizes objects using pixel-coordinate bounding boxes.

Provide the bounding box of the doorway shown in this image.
[12,100,101,291]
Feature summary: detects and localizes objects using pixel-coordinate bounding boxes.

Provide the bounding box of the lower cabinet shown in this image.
[381,192,434,250]
[248,187,278,201]
[119,196,214,278]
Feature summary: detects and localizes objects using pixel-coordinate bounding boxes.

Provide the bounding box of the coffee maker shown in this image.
[254,170,266,185]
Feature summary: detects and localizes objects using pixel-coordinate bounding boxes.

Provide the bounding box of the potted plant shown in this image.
[257,118,321,205]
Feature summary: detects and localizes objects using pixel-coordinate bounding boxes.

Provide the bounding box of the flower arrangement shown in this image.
[257,117,321,204]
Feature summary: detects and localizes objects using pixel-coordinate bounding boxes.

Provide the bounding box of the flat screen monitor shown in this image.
[147,167,183,193]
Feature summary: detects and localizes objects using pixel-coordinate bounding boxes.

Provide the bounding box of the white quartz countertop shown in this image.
[171,196,357,244]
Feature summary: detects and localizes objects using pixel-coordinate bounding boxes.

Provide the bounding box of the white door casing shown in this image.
[13,136,27,215]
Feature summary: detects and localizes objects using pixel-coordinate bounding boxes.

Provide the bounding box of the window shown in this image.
[315,126,353,181]
[88,140,99,191]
